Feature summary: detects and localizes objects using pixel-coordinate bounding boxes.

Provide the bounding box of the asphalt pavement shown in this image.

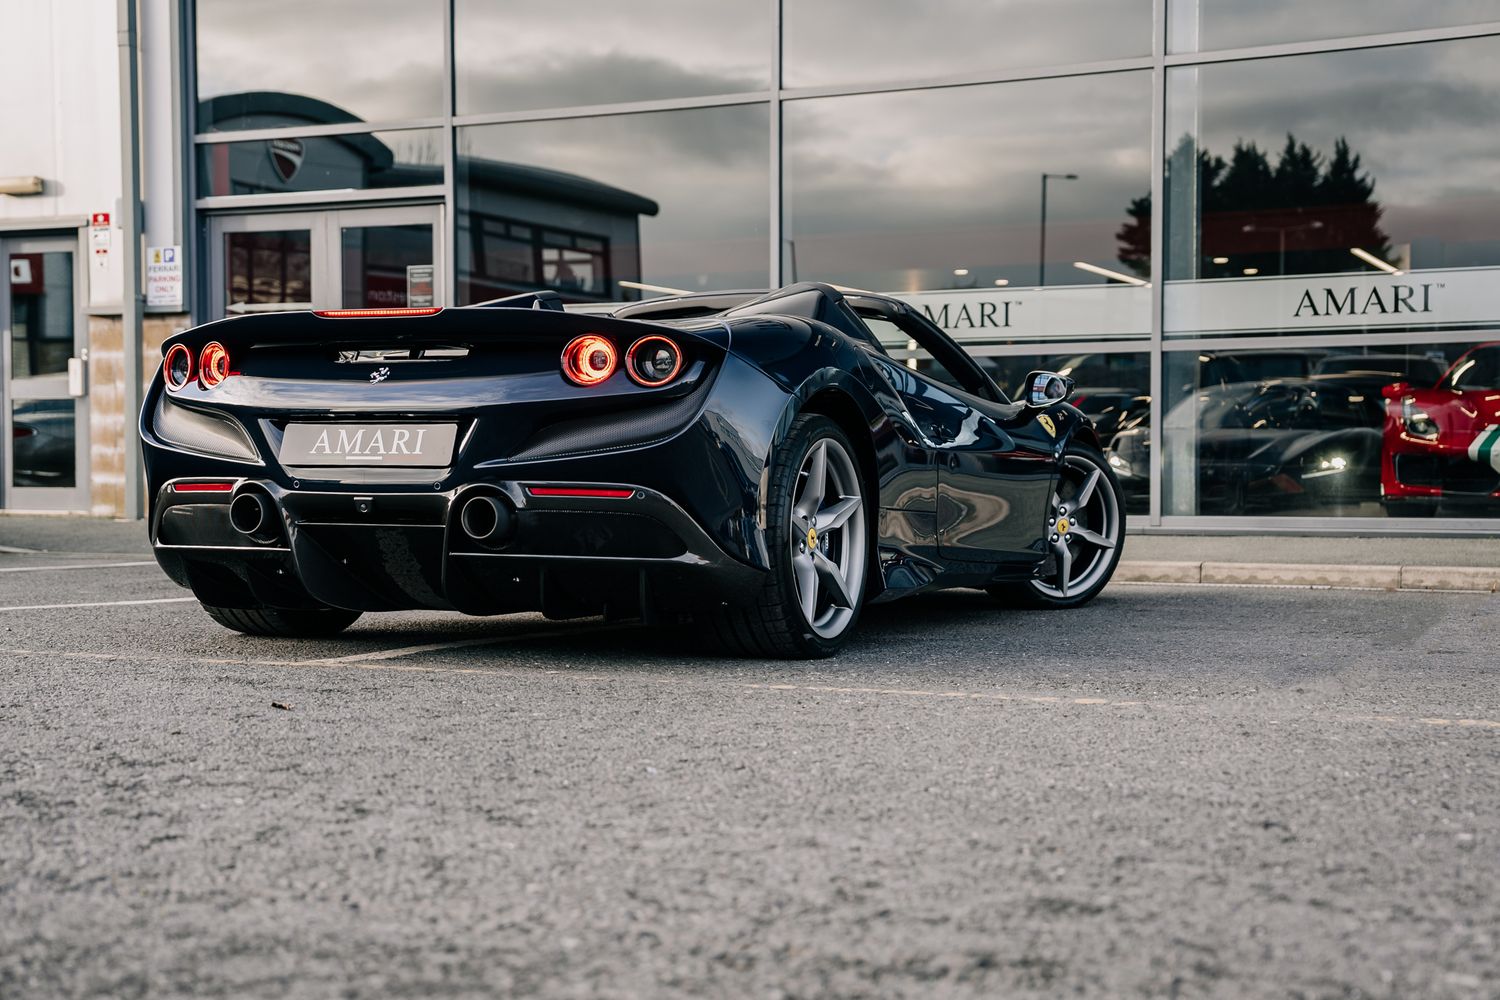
[2,518,1498,998]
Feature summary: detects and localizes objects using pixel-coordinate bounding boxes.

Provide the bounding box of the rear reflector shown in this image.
[526,486,635,499]
[314,308,442,318]
[170,482,235,493]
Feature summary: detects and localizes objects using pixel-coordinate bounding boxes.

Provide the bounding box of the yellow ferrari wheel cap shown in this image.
[1056,517,1070,535]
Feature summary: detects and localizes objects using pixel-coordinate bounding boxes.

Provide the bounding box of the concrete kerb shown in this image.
[1116,561,1500,593]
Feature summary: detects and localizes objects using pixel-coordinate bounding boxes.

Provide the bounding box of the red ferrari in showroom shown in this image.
[1381,342,1500,516]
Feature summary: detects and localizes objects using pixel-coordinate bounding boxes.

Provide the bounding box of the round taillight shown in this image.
[561,335,617,386]
[626,335,683,387]
[199,342,230,388]
[164,344,193,391]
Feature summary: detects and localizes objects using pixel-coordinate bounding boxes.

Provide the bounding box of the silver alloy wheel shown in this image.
[789,437,867,638]
[1033,451,1120,599]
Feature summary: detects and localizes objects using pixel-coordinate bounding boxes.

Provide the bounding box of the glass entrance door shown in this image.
[208,205,442,318]
[2,237,88,511]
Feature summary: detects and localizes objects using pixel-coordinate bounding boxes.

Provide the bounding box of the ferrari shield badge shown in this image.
[1470,425,1500,473]
[1038,414,1057,438]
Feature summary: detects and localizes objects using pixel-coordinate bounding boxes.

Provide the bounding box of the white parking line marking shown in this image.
[5,644,1498,732]
[0,597,195,612]
[0,561,156,574]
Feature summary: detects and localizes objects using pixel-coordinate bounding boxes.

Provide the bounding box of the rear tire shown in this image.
[700,414,870,658]
[990,442,1125,610]
[201,603,363,638]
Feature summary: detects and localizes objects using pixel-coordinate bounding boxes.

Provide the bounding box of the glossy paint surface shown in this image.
[141,284,1089,616]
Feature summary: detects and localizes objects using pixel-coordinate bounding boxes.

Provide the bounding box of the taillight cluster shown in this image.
[163,341,232,391]
[561,334,683,388]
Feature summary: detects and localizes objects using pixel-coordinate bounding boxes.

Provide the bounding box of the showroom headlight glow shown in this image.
[1401,397,1439,439]
[1305,455,1349,478]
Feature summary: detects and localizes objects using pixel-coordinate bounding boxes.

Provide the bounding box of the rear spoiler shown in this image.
[472,290,566,311]
[159,304,730,355]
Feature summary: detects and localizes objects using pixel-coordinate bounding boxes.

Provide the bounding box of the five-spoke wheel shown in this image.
[992,443,1125,608]
[789,436,867,639]
[700,414,869,657]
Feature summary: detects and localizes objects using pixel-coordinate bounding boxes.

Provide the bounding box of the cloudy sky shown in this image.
[783,71,1153,288]
[454,0,767,113]
[195,0,446,125]
[782,0,1150,89]
[458,106,771,290]
[1174,33,1500,268]
[1169,0,1499,52]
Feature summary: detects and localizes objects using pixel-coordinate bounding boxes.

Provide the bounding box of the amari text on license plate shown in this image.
[279,423,458,467]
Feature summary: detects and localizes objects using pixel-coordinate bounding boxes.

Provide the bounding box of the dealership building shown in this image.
[3,0,1499,530]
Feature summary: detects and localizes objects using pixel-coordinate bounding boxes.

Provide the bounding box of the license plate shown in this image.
[279,423,458,467]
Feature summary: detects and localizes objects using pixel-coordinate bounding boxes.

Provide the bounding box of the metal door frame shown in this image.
[1,233,90,512]
[206,205,443,320]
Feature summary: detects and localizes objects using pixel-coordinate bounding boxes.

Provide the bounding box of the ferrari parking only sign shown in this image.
[146,245,183,308]
[1470,425,1500,474]
[90,211,112,272]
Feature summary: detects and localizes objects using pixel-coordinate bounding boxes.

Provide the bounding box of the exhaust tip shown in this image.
[459,494,514,545]
[229,491,275,541]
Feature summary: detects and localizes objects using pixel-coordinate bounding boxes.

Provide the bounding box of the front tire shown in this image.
[702,414,870,658]
[201,603,363,638]
[990,443,1125,609]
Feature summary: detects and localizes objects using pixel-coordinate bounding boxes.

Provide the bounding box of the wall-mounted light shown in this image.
[993,279,1009,287]
[1350,247,1403,276]
[0,176,44,196]
[1073,261,1148,287]
[952,268,969,277]
[1211,256,1229,264]
[1242,267,1260,276]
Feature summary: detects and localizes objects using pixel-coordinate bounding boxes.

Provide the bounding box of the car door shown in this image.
[853,304,1056,565]
[935,384,1060,565]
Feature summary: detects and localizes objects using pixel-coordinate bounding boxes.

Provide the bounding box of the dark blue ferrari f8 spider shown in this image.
[140,282,1124,657]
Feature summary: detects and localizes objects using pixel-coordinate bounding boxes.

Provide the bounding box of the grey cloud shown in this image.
[783,0,1151,88]
[457,51,763,117]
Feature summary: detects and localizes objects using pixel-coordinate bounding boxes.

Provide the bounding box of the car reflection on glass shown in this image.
[12,399,76,488]
[1313,352,1447,387]
[1070,388,1150,449]
[1106,377,1384,514]
[1380,342,1500,517]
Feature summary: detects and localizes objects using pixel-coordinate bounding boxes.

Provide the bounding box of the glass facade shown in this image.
[455,106,770,303]
[190,3,1500,529]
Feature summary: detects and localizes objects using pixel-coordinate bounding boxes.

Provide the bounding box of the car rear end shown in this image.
[140,306,786,620]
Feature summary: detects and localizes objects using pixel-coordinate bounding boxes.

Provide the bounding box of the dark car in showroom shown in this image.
[1107,377,1384,515]
[140,283,1126,657]
[12,399,77,488]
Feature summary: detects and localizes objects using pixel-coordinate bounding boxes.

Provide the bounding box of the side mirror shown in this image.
[1023,370,1075,406]
[1381,381,1409,401]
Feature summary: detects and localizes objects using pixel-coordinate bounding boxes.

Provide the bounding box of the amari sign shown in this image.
[1165,266,1500,336]
[894,285,1151,344]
